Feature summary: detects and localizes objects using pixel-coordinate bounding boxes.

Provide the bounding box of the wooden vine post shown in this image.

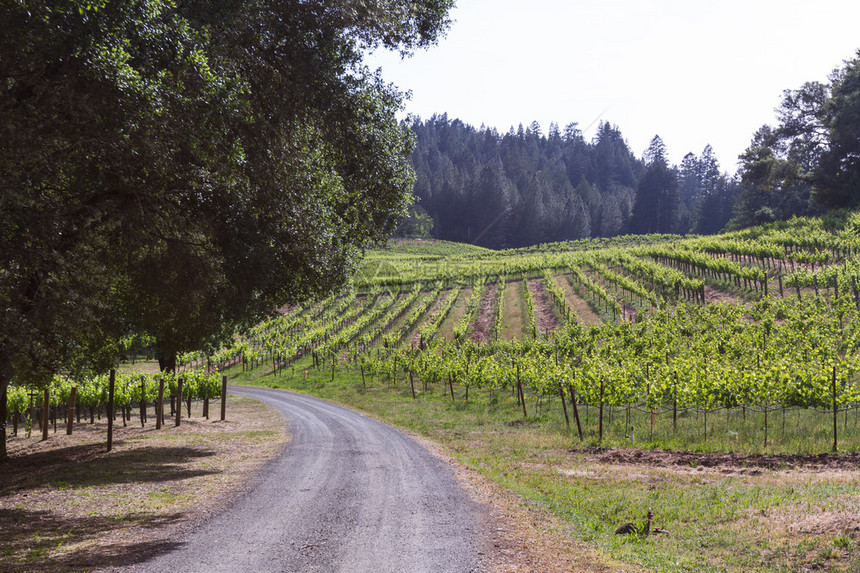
[672,372,678,435]
[558,381,570,429]
[66,387,76,435]
[106,369,115,452]
[516,364,527,418]
[139,379,147,427]
[598,377,605,443]
[852,276,860,310]
[220,376,227,421]
[156,379,165,430]
[568,383,583,441]
[175,378,183,427]
[833,366,838,453]
[41,388,49,442]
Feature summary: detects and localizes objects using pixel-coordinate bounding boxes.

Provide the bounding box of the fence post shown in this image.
[139,380,146,427]
[673,372,678,435]
[41,388,49,442]
[66,387,76,435]
[852,276,860,310]
[107,369,115,451]
[833,366,838,453]
[175,378,183,427]
[156,379,165,430]
[598,378,605,443]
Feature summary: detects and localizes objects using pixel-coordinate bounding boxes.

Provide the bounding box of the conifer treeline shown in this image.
[403,115,740,248]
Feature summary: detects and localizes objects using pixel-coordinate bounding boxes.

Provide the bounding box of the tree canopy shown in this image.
[0,0,453,459]
[732,50,860,224]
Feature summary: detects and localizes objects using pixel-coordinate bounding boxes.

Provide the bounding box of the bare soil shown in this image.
[570,446,860,473]
[704,285,743,305]
[526,279,559,336]
[2,387,604,573]
[0,395,287,573]
[471,284,498,344]
[620,300,639,323]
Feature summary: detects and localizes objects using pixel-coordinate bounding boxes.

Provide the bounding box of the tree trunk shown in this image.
[158,351,177,374]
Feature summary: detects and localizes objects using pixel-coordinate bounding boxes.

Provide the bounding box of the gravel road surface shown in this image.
[130,386,487,572]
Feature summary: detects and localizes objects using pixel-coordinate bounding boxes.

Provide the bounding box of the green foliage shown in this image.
[195,211,860,456]
[734,50,860,224]
[5,369,223,417]
[0,0,455,458]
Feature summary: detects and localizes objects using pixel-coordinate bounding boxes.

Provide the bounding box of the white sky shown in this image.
[365,0,860,173]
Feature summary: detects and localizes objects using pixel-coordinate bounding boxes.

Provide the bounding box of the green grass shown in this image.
[228,356,860,572]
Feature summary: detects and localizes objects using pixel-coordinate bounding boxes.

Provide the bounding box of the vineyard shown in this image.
[202,212,860,453]
[9,212,860,452]
[8,212,860,571]
[4,369,225,443]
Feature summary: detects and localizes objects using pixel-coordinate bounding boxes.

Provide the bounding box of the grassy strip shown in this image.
[0,393,287,572]
[231,358,860,572]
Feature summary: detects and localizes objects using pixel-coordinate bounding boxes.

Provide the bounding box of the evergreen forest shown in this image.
[400,50,860,248]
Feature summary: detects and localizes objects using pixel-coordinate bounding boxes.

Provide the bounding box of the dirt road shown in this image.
[128,386,487,572]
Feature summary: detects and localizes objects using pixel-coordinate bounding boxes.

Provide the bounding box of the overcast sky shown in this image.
[366,0,860,173]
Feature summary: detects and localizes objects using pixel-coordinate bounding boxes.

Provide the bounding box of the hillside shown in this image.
[12,212,860,571]
[20,211,860,452]
[181,211,860,453]
[213,211,860,571]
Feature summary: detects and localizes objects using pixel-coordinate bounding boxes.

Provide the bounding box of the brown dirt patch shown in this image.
[471,284,499,345]
[570,446,860,473]
[704,285,742,305]
[620,301,639,323]
[0,395,288,573]
[527,279,559,336]
[790,511,860,536]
